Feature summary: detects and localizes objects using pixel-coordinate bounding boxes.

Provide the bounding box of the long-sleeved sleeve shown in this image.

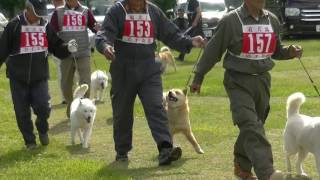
[95,5,120,55]
[0,21,14,67]
[156,8,193,53]
[46,24,70,59]
[87,10,97,33]
[270,15,296,60]
[193,16,232,85]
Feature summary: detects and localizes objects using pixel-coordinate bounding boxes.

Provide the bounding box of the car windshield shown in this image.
[201,2,225,12]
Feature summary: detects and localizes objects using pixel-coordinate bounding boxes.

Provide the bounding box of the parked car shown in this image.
[176,0,227,39]
[284,0,320,36]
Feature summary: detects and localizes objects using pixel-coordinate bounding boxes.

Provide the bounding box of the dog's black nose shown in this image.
[169,91,173,96]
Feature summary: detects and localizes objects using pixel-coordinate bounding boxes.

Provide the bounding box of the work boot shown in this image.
[26,143,37,150]
[234,162,257,180]
[115,153,128,162]
[158,146,182,166]
[39,133,49,146]
[269,170,285,180]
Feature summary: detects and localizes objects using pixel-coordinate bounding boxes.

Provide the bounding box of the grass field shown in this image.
[1,38,320,179]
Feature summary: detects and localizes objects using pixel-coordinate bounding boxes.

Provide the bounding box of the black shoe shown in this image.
[26,143,37,150]
[39,133,49,146]
[158,146,182,166]
[115,153,128,162]
[61,100,67,105]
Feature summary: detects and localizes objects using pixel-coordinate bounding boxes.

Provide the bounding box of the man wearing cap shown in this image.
[50,0,98,117]
[0,0,78,150]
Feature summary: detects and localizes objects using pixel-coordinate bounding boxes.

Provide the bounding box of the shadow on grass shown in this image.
[106,117,113,125]
[51,103,67,110]
[0,146,47,169]
[95,158,194,179]
[50,119,69,135]
[65,144,90,155]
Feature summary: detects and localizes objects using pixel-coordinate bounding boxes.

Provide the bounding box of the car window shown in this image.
[201,2,226,12]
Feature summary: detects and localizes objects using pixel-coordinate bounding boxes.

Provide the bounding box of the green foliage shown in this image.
[150,0,176,12]
[0,0,24,18]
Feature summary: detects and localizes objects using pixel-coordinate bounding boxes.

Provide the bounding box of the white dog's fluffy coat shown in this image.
[163,89,204,154]
[159,46,176,73]
[91,70,108,101]
[70,84,96,148]
[284,92,320,177]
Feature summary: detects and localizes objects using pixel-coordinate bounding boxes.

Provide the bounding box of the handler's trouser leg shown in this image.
[61,56,91,117]
[138,73,172,151]
[10,80,35,145]
[224,70,274,180]
[30,80,51,135]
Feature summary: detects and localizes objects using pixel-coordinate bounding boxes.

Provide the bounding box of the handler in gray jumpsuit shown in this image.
[96,0,205,165]
[190,0,302,179]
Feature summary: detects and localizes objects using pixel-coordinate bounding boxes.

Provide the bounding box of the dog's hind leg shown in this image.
[183,130,204,154]
[296,149,308,176]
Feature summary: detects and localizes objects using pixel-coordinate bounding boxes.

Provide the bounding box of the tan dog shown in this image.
[159,46,176,73]
[163,89,204,154]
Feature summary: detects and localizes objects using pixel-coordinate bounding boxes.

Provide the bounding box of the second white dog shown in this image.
[91,70,108,101]
[284,92,320,177]
[70,84,96,148]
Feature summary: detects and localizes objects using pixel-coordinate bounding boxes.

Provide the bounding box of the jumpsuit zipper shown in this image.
[27,53,32,85]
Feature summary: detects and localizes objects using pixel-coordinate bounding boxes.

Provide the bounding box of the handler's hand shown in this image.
[104,45,115,61]
[67,39,78,53]
[289,45,303,59]
[190,83,201,94]
[192,36,206,48]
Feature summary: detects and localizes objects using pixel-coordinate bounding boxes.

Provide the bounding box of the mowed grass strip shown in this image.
[0,38,320,179]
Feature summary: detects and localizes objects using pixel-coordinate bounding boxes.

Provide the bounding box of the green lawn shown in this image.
[1,39,320,179]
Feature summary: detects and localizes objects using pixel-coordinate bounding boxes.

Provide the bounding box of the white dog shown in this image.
[158,46,176,73]
[91,70,108,101]
[284,92,320,177]
[163,89,204,154]
[70,84,96,148]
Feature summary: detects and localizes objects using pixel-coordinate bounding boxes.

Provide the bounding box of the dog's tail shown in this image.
[286,92,305,118]
[73,84,89,99]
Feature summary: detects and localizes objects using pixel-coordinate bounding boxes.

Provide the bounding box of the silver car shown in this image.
[177,0,227,38]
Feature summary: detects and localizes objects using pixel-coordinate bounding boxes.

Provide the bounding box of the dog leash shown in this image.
[183,47,203,92]
[298,57,320,97]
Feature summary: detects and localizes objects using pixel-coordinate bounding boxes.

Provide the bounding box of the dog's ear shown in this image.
[183,88,188,96]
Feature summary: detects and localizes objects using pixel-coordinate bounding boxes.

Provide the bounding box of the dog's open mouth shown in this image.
[86,117,91,123]
[168,93,178,102]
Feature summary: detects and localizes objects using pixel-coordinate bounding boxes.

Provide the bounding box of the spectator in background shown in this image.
[51,0,66,105]
[0,12,8,37]
[174,8,189,61]
[187,0,204,38]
